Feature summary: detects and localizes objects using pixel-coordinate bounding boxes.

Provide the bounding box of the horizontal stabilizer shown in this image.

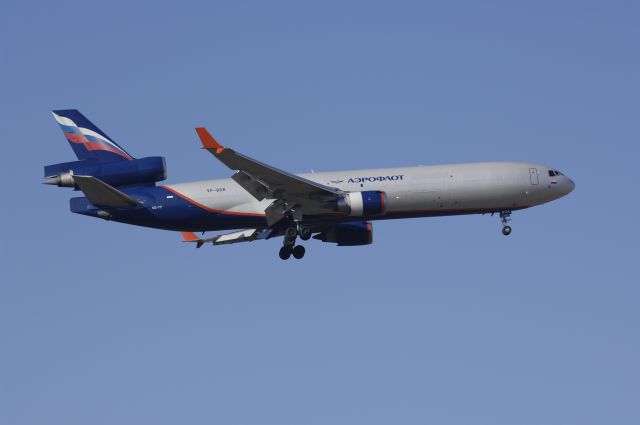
[73,175,140,208]
[181,232,205,248]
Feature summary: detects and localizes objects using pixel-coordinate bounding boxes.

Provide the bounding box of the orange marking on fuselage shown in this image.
[162,186,266,217]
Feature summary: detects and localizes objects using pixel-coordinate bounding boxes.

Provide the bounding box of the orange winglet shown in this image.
[195,127,224,154]
[181,232,200,242]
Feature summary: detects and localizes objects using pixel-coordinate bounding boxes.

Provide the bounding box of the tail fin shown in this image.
[52,109,134,162]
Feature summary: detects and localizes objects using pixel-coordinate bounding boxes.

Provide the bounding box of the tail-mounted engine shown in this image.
[44,156,167,188]
[337,190,386,216]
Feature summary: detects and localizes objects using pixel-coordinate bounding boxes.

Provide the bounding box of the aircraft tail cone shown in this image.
[43,176,61,185]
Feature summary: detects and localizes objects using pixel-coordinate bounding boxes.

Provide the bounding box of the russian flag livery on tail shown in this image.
[45,110,165,189]
[43,109,575,260]
[52,109,133,161]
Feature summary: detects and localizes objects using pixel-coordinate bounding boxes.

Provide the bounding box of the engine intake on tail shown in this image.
[43,156,167,187]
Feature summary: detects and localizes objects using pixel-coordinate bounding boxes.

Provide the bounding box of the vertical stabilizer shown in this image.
[51,109,134,162]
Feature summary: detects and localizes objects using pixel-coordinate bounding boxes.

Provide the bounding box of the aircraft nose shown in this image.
[565,177,575,195]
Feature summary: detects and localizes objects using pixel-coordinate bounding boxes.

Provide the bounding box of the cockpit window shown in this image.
[548,170,563,177]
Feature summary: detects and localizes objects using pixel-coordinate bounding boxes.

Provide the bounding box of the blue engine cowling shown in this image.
[313,221,373,246]
[339,191,386,216]
[44,156,167,187]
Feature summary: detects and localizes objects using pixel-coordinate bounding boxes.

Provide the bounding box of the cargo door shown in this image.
[529,168,539,185]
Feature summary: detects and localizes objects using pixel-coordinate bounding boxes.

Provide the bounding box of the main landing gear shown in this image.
[279,224,310,260]
[279,245,305,260]
[500,210,512,236]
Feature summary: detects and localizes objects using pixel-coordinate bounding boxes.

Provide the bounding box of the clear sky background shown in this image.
[1,1,638,424]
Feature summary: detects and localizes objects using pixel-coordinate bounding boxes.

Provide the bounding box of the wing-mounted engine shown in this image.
[313,221,373,246]
[337,191,386,216]
[44,156,167,188]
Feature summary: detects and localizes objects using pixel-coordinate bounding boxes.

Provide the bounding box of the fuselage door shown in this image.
[529,168,539,185]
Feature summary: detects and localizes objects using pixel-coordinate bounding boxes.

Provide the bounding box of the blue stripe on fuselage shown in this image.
[70,186,267,232]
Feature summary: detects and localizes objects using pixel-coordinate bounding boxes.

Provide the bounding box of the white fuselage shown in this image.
[163,162,574,222]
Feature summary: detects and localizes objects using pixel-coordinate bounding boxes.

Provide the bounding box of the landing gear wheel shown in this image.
[499,210,512,236]
[292,245,306,259]
[285,226,298,240]
[299,226,312,241]
[279,246,292,260]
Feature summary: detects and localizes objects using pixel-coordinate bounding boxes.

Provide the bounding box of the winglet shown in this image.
[195,128,224,154]
[181,232,204,248]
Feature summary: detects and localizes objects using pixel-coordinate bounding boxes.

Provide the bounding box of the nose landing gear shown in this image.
[500,210,512,236]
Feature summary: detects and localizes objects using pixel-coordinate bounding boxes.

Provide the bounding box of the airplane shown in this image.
[44,109,575,260]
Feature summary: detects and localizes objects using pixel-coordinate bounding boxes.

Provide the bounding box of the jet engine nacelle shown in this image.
[338,190,386,216]
[44,156,167,188]
[313,221,373,246]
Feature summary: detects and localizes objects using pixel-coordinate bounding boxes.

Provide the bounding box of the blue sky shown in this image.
[1,1,638,424]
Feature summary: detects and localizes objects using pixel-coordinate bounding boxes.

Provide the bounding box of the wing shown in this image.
[181,228,272,248]
[195,128,344,225]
